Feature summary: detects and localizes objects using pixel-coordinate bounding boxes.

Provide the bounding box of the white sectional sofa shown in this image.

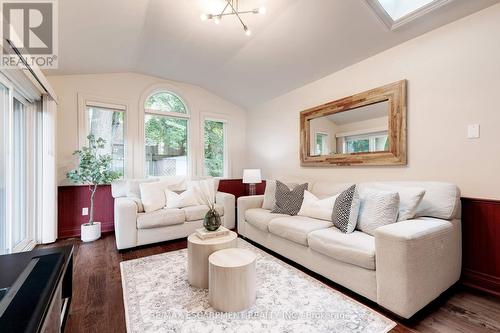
[237,181,461,319]
[111,178,235,250]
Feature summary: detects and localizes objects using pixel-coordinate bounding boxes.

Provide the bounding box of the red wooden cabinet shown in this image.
[461,197,500,297]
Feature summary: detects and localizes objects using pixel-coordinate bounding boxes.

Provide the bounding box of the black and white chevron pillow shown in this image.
[271,181,308,216]
[332,185,360,233]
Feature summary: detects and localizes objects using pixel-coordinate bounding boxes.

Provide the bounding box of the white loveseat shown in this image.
[111,178,235,250]
[237,181,461,319]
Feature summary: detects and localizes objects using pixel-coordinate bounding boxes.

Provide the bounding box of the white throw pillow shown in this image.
[165,189,199,209]
[393,187,425,221]
[156,176,187,192]
[188,179,217,205]
[126,178,158,198]
[139,181,172,213]
[357,189,400,236]
[298,191,339,221]
[369,185,426,221]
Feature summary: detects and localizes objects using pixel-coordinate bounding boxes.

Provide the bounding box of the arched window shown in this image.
[145,91,187,114]
[144,91,189,177]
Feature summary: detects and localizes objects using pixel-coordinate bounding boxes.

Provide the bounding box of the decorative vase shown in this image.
[81,222,101,242]
[204,209,221,231]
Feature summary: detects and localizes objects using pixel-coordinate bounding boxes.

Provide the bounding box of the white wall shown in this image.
[48,73,247,185]
[246,4,500,200]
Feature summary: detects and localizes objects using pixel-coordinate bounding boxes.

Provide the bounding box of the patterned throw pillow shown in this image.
[271,181,308,216]
[262,180,299,210]
[332,185,360,233]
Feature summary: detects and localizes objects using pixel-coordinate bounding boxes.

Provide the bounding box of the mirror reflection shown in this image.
[309,100,390,156]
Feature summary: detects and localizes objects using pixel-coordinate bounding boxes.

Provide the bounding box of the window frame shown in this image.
[365,0,454,30]
[342,131,389,154]
[141,89,192,178]
[0,72,39,254]
[77,93,131,178]
[201,114,229,178]
[143,90,190,119]
[314,132,329,155]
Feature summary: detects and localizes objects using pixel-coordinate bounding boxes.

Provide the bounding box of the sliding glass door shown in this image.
[0,83,8,254]
[12,97,30,250]
[0,75,39,254]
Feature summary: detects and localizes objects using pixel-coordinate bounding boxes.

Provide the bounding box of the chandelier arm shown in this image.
[218,2,230,16]
[218,10,255,17]
[225,0,247,29]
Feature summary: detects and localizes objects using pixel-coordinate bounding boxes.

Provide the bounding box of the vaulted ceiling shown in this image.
[45,0,499,108]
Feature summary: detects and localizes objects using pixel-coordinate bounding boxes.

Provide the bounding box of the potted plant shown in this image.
[67,135,120,242]
[195,181,221,231]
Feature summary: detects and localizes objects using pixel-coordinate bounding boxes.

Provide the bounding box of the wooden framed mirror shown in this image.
[300,80,407,166]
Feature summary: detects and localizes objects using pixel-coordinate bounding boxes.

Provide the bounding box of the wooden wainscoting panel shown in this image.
[461,197,500,296]
[58,185,114,239]
[57,180,266,239]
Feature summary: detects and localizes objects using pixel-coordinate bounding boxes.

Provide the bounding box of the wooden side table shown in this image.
[187,231,238,289]
[208,248,257,312]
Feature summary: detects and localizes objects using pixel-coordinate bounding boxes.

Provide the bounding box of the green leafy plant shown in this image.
[67,135,121,225]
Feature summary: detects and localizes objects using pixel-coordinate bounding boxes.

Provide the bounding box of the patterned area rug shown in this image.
[120,239,395,333]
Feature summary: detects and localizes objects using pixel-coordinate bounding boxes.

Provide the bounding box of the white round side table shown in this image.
[187,231,237,289]
[208,248,257,312]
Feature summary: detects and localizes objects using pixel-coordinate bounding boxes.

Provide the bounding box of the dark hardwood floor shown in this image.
[39,233,500,333]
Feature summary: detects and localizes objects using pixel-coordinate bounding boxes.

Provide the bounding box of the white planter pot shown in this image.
[81,222,101,242]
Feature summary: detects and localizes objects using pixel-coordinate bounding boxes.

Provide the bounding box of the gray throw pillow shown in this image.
[271,181,308,216]
[332,185,360,233]
[262,180,299,210]
[356,188,400,236]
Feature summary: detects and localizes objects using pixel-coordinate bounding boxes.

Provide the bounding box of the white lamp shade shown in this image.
[243,169,262,184]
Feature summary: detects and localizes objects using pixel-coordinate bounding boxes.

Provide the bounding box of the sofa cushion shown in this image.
[137,209,185,229]
[268,216,333,246]
[245,208,287,231]
[183,204,224,222]
[308,227,376,270]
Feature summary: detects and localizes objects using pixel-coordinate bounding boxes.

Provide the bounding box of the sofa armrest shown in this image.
[237,195,264,236]
[375,217,461,318]
[114,197,138,250]
[216,191,236,229]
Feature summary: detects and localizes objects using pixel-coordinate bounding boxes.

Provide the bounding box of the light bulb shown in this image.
[258,7,267,15]
[200,13,208,21]
[214,16,221,24]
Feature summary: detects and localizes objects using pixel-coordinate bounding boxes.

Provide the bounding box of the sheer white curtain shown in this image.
[39,94,58,244]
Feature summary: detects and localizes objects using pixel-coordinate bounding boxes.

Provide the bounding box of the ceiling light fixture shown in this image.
[200,0,266,36]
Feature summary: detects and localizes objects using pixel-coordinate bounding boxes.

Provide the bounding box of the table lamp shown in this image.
[243,169,262,196]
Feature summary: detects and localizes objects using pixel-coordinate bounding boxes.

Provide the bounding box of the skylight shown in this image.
[366,0,453,30]
[377,0,436,20]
